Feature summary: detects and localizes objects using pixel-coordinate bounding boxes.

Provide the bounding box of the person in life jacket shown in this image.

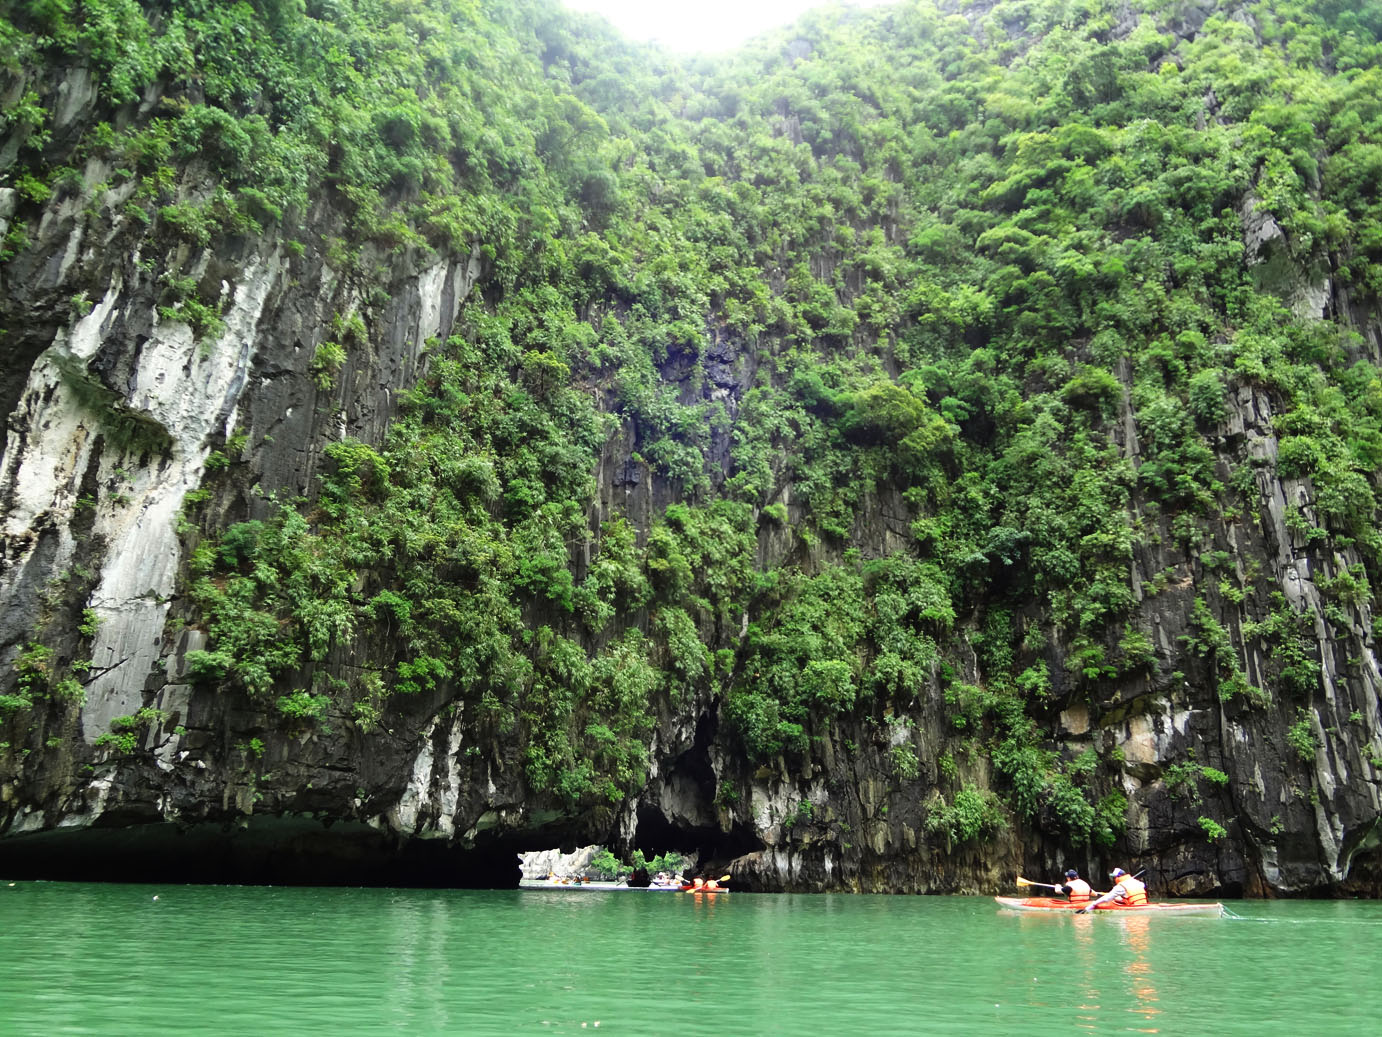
[1076,867,1148,912]
[1056,868,1092,903]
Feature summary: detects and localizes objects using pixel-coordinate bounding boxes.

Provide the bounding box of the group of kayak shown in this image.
[996,867,1224,916]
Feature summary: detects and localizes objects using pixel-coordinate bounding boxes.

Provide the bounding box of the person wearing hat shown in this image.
[1055,868,1092,904]
[1076,867,1148,913]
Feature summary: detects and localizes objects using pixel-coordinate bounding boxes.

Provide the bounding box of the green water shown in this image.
[1,883,1378,1035]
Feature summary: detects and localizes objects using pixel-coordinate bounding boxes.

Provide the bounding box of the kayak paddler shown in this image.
[1076,867,1148,913]
[1055,868,1092,904]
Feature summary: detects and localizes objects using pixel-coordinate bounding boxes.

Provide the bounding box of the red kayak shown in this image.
[681,884,728,893]
[995,895,1223,916]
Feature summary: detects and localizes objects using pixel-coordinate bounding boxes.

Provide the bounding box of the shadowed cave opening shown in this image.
[0,817,524,888]
[0,815,766,889]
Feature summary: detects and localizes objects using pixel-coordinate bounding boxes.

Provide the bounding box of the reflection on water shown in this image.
[1071,912,1100,1031]
[0,885,1379,1035]
[1121,915,1161,1033]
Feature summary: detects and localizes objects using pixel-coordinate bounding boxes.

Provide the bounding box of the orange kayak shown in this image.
[995,895,1223,916]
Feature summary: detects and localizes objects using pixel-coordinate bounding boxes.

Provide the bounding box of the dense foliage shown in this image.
[4,0,1382,848]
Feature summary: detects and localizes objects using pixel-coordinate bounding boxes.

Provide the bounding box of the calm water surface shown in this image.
[1,881,1378,1034]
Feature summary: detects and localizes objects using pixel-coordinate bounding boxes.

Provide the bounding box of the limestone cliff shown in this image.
[1,0,1380,894]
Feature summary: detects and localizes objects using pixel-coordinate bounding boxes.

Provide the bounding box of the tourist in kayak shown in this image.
[1077,868,1147,912]
[1055,868,1092,904]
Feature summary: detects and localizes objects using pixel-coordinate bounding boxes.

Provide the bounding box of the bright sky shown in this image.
[562,0,896,54]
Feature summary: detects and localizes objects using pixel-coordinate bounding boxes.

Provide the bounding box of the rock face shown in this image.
[1,3,1380,896]
[519,846,602,880]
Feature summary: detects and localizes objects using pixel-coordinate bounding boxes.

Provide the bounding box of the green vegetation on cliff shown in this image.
[3,0,1382,854]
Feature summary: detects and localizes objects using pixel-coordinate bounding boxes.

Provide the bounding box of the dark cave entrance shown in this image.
[630,800,763,870]
[0,810,764,890]
[0,817,523,889]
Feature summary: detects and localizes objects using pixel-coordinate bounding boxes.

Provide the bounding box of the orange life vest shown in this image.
[1065,878,1092,903]
[1113,875,1148,906]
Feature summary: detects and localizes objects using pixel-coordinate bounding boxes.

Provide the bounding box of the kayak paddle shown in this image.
[1016,876,1063,891]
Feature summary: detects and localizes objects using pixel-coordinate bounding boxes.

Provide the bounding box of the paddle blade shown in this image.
[1016,876,1036,888]
[718,874,732,882]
